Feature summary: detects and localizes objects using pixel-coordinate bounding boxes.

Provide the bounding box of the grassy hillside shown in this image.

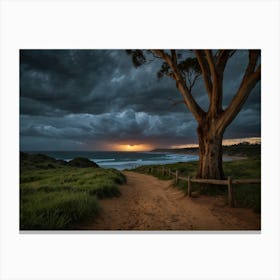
[20,153,126,230]
[20,152,99,171]
[152,143,261,158]
[131,157,261,213]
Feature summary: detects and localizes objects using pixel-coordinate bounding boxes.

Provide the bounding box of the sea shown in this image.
[27,151,199,171]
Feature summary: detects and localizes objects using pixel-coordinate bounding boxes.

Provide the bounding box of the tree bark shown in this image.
[150,49,260,180]
[197,123,224,180]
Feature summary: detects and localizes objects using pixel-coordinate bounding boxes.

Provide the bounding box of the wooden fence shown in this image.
[147,166,261,207]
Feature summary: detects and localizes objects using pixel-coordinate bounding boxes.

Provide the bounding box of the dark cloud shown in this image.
[20,50,261,150]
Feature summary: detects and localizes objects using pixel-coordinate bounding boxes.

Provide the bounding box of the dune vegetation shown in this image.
[20,154,126,230]
[131,156,261,213]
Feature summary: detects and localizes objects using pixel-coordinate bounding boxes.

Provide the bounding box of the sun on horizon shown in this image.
[108,143,154,152]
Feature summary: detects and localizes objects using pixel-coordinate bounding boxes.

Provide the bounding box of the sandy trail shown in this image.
[79,171,260,230]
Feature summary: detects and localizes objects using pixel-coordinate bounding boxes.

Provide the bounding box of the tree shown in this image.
[126,50,261,179]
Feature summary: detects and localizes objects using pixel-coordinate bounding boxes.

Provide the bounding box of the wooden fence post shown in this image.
[188,176,192,197]
[175,170,178,184]
[227,176,233,207]
[162,166,165,175]
[168,168,171,176]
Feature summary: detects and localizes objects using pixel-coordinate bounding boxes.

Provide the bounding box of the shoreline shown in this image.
[21,150,248,172]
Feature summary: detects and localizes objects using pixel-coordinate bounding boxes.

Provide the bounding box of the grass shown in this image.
[20,167,126,198]
[20,167,126,230]
[131,157,261,213]
[20,192,100,230]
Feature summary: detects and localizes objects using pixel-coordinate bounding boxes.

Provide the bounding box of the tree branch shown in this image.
[188,72,200,92]
[243,50,260,80]
[204,50,216,77]
[194,50,212,98]
[216,50,236,74]
[171,50,177,64]
[217,64,261,134]
[152,49,206,122]
[205,50,222,115]
[147,50,162,59]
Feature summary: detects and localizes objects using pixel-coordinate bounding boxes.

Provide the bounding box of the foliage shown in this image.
[20,192,100,230]
[67,157,99,168]
[126,50,261,179]
[20,152,100,171]
[21,167,126,198]
[20,152,67,171]
[223,143,261,157]
[151,143,261,158]
[20,159,126,229]
[131,157,261,213]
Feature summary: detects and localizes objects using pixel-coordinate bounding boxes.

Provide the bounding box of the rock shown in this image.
[67,157,99,168]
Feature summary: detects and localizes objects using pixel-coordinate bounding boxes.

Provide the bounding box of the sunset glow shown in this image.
[111,144,154,152]
[171,137,261,149]
[20,50,260,152]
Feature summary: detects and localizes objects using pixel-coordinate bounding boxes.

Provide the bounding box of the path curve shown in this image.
[79,171,260,230]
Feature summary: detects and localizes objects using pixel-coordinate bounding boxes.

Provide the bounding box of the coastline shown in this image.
[150,142,261,161]
[152,150,248,161]
[20,152,261,230]
[21,150,250,172]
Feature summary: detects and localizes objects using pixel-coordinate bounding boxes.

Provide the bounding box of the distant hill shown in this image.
[20,152,99,171]
[151,143,261,158]
[67,157,99,168]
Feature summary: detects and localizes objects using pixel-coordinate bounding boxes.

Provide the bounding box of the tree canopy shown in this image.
[126,49,261,179]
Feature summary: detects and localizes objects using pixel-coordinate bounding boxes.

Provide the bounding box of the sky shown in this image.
[20,50,261,151]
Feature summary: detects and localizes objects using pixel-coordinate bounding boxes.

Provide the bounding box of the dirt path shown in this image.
[79,171,260,230]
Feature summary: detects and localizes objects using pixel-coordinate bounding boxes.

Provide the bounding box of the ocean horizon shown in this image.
[23,150,199,170]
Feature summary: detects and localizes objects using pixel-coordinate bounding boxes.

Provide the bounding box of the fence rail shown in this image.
[148,166,261,207]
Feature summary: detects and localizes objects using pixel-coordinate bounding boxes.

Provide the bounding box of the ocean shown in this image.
[27,151,199,170]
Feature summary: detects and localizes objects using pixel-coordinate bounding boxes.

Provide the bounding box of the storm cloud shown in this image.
[20,50,261,151]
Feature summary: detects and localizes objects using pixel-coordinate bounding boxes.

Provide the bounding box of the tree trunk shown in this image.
[197,124,224,180]
[149,49,260,180]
